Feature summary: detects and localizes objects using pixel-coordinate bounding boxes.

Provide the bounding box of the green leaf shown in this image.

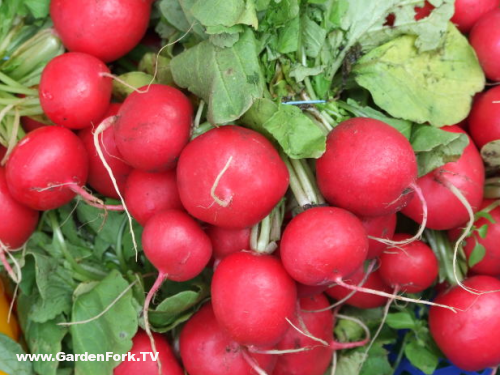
[301,14,326,58]
[188,0,258,29]
[353,24,485,127]
[411,124,469,176]
[481,140,500,175]
[22,0,50,18]
[289,64,325,82]
[171,29,264,124]
[276,16,300,54]
[0,333,33,375]
[359,342,393,375]
[468,243,486,268]
[112,72,155,101]
[475,211,496,224]
[70,270,138,375]
[404,338,439,374]
[476,224,489,239]
[386,311,416,330]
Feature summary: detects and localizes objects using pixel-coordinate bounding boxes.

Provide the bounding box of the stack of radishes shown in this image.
[2,0,500,374]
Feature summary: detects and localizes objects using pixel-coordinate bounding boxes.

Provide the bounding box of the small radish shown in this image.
[451,0,499,33]
[39,52,112,129]
[378,234,439,293]
[360,213,397,259]
[177,125,289,229]
[316,118,417,217]
[429,276,500,371]
[180,302,276,375]
[50,0,152,63]
[21,117,48,133]
[401,126,484,230]
[272,294,333,375]
[206,225,251,260]
[469,9,500,81]
[114,330,183,375]
[124,169,183,226]
[211,251,297,347]
[5,126,89,211]
[326,267,391,309]
[280,206,369,286]
[114,84,192,172]
[468,86,500,149]
[78,104,132,199]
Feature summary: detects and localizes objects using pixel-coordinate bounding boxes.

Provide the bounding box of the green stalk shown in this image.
[115,216,128,272]
[0,71,25,89]
[424,230,465,285]
[0,84,37,96]
[283,155,325,208]
[250,201,285,254]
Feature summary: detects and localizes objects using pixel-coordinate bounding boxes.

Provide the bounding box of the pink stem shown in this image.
[331,339,370,350]
[68,184,124,211]
[0,248,18,283]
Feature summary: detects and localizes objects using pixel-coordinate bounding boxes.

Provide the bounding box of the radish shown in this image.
[211,251,297,347]
[113,84,192,172]
[78,104,132,200]
[114,330,183,375]
[272,294,333,375]
[360,213,397,259]
[39,52,112,129]
[378,234,439,293]
[326,267,391,309]
[401,125,484,230]
[177,125,289,229]
[468,85,500,149]
[124,169,183,226]
[280,206,369,286]
[451,0,499,33]
[21,117,48,133]
[0,146,5,160]
[180,302,276,375]
[50,0,152,63]
[429,276,500,371]
[206,225,251,260]
[316,118,418,217]
[469,9,500,82]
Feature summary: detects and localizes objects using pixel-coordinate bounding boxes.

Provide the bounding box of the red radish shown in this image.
[469,9,500,81]
[280,206,368,286]
[206,225,251,260]
[5,126,89,211]
[468,86,500,149]
[326,267,391,309]
[316,118,417,217]
[451,200,500,276]
[39,52,112,129]
[429,276,500,371]
[50,0,152,63]
[177,125,289,229]
[402,126,484,230]
[0,146,5,160]
[296,283,328,298]
[378,234,439,293]
[78,104,132,199]
[124,169,183,226]
[452,0,500,33]
[114,84,192,172]
[180,303,276,375]
[0,167,38,248]
[360,213,397,259]
[21,117,47,133]
[211,251,297,347]
[272,294,333,375]
[114,330,183,375]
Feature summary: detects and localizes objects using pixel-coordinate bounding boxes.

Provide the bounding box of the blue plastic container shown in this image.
[394,357,494,375]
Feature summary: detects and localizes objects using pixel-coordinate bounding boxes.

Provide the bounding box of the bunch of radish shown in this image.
[3,0,500,374]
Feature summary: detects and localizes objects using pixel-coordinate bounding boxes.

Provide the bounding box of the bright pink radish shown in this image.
[326,267,391,309]
[452,0,500,33]
[206,225,251,260]
[50,0,152,63]
[469,86,500,149]
[469,9,500,81]
[114,84,192,172]
[316,118,417,217]
[296,283,328,298]
[360,213,397,259]
[114,330,183,375]
[451,200,500,276]
[39,52,112,129]
[124,169,183,226]
[280,207,368,286]
[379,234,439,293]
[180,303,276,375]
[211,251,297,347]
[78,104,132,199]
[5,126,89,211]
[402,126,484,230]
[177,125,289,229]
[0,168,38,248]
[273,294,333,375]
[21,117,47,133]
[429,276,500,371]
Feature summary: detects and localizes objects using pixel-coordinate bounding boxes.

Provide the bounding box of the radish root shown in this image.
[332,313,371,350]
[0,242,20,283]
[241,349,269,375]
[210,156,234,207]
